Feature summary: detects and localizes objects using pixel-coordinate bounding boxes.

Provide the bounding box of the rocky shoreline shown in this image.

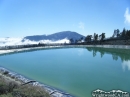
[0,67,75,97]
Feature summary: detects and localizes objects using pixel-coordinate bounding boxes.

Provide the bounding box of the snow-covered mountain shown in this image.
[0,31,85,46]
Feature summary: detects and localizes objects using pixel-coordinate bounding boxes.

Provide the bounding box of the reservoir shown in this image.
[0,47,130,97]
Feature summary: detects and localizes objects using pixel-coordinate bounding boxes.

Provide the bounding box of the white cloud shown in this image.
[0,37,23,46]
[124,7,130,25]
[0,37,70,46]
[122,60,130,71]
[78,49,84,56]
[79,22,85,30]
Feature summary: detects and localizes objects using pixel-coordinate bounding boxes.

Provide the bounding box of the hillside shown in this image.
[23,31,85,41]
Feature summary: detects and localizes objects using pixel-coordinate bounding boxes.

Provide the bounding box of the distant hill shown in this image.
[23,31,85,41]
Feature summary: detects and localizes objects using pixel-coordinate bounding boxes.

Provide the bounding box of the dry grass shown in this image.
[12,85,50,97]
[0,74,50,97]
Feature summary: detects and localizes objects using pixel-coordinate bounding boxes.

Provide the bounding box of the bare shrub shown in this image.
[12,85,50,97]
[0,74,50,97]
[3,71,9,75]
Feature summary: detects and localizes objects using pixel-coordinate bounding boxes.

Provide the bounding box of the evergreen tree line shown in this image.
[69,28,130,43]
[115,28,130,38]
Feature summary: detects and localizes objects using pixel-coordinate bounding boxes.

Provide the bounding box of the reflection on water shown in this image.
[122,60,130,71]
[86,47,130,61]
[86,47,130,71]
[1,47,130,72]
[77,49,84,56]
[0,47,130,97]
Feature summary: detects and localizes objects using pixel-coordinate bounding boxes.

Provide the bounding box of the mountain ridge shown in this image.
[23,31,85,41]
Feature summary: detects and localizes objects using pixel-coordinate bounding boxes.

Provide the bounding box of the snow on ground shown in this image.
[0,37,70,46]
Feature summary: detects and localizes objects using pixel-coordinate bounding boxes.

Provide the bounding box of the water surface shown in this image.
[0,47,130,97]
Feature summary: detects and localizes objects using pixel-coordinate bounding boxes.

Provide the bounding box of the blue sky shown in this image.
[0,0,130,37]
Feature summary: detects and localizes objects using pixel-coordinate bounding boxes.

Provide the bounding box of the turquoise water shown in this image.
[0,47,130,97]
